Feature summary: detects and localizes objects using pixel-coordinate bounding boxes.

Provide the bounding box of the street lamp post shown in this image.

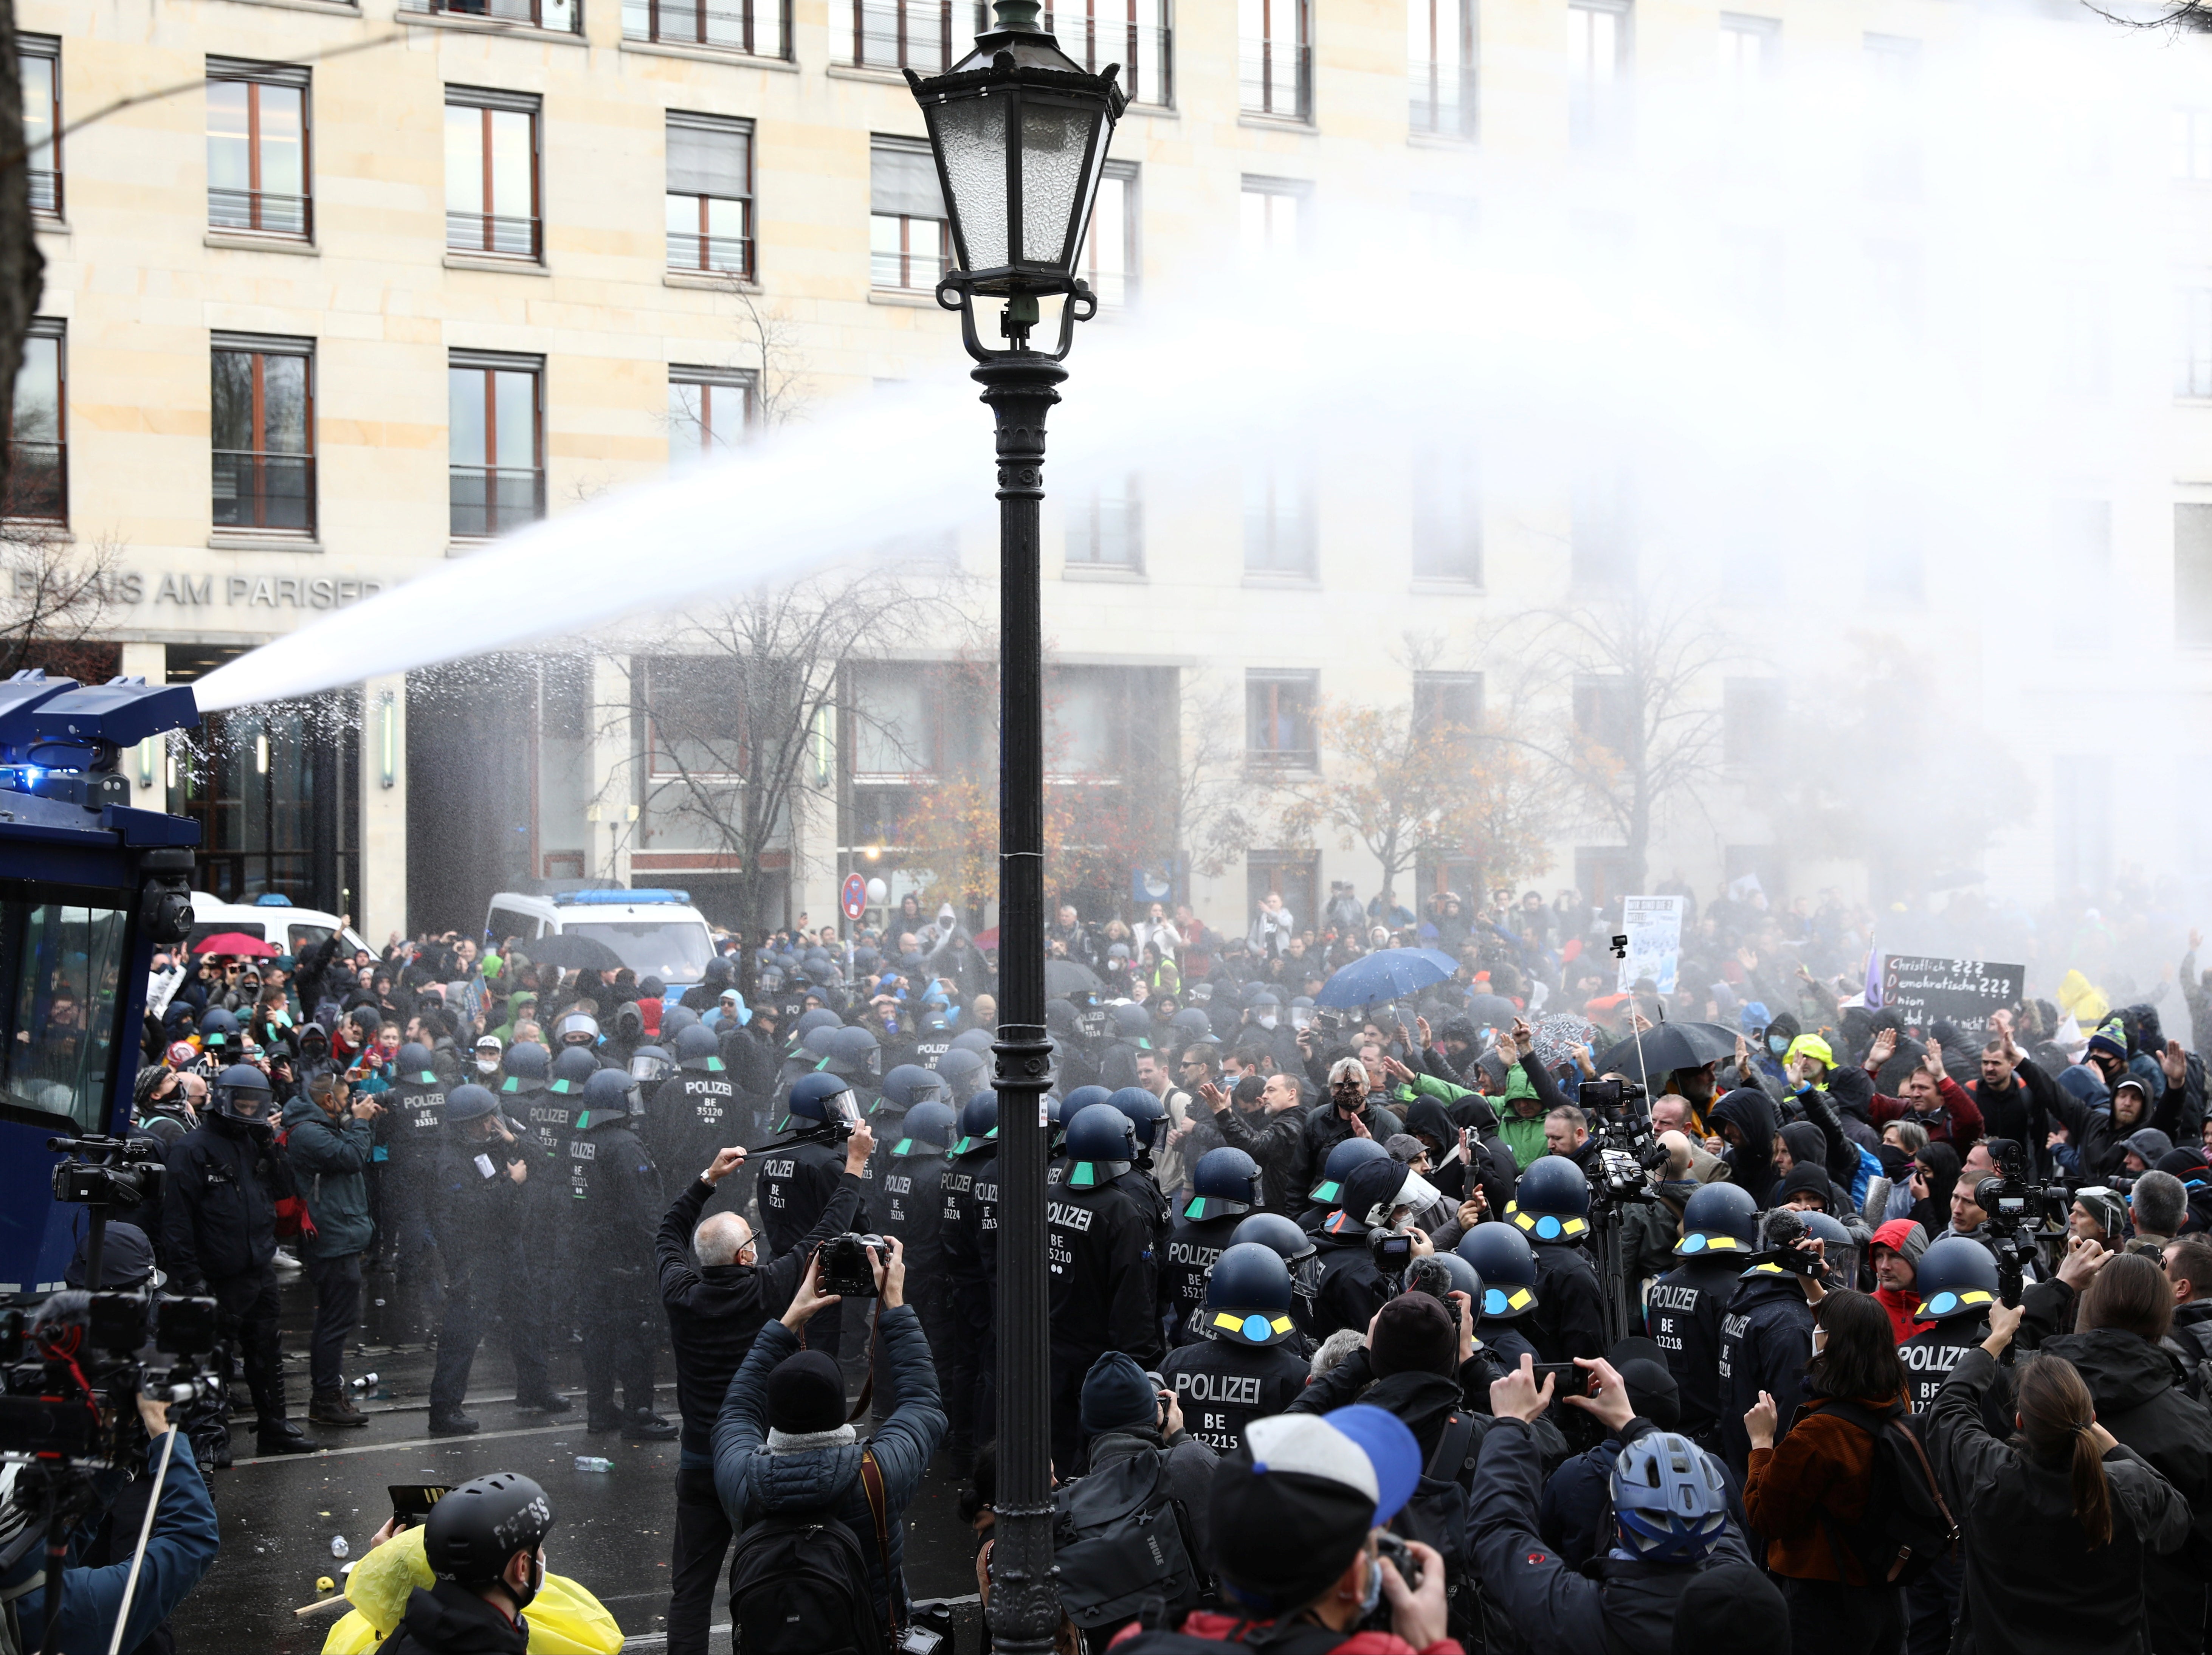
[907,8,1124,1651]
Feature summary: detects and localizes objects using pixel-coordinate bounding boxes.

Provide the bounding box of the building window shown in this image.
[667,113,753,278]
[1413,671,1483,745]
[6,320,64,523]
[870,135,949,291]
[403,0,578,30]
[2179,288,2212,399]
[1717,13,1776,156]
[1245,463,1316,576]
[1722,677,1779,765]
[1240,176,1307,271]
[1239,0,1311,121]
[1572,466,1632,584]
[1409,0,1474,139]
[1047,1,1172,109]
[445,87,541,261]
[667,366,753,462]
[625,0,788,56]
[207,60,311,239]
[21,36,59,219]
[1066,476,1142,570]
[449,351,544,538]
[2178,504,2212,648]
[1245,851,1317,935]
[2176,110,2212,181]
[1411,448,1481,583]
[1568,0,1629,150]
[1246,670,1317,767]
[1082,163,1137,307]
[1863,34,1921,198]
[212,334,315,536]
[1573,674,1634,756]
[840,0,956,73]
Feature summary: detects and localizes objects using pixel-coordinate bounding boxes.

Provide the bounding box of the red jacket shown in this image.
[1869,1074,1983,1151]
[1109,1613,1462,1654]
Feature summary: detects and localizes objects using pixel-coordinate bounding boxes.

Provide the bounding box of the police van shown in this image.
[484,887,718,1001]
[188,890,374,959]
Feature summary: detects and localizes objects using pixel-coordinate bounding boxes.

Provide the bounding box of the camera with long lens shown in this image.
[49,1133,164,1210]
[0,1292,222,1469]
[1576,1078,1665,1194]
[817,1233,885,1299]
[1976,1143,2060,1308]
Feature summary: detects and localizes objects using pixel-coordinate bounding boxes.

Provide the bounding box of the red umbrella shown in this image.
[193,931,279,958]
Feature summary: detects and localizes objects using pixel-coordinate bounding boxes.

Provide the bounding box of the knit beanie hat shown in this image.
[765,1350,846,1436]
[1367,1293,1456,1379]
[1776,1165,1833,1210]
[1080,1351,1161,1434]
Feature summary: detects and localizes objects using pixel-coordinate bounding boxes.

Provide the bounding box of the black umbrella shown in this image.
[1045,958,1104,996]
[517,933,627,972]
[1593,1020,1737,1083]
[1466,993,1519,1026]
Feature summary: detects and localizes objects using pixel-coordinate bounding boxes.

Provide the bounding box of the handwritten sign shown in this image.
[1879,955,2025,1026]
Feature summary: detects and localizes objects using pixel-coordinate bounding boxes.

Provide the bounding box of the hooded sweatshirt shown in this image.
[1869,1217,1928,1341]
[1709,1088,1779,1208]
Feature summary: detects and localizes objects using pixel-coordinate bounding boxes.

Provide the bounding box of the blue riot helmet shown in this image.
[1200,1243,1298,1347]
[1108,1003,1151,1042]
[1062,1084,1112,1120]
[828,1025,882,1082]
[1308,1136,1392,1207]
[549,1045,598,1094]
[952,1093,1000,1157]
[893,1100,958,1157]
[1107,1086,1167,1150]
[1458,1222,1541,1320]
[1425,1249,1482,1300]
[936,1048,989,1098]
[1506,1156,1593,1244]
[198,1007,239,1052]
[501,1041,549,1093]
[577,1067,637,1128]
[211,1062,272,1121]
[1231,1211,1316,1266]
[1912,1236,2002,1323]
[951,1027,997,1056]
[395,1041,440,1085]
[1183,1147,1260,1221]
[629,1045,674,1086]
[1063,1104,1136,1190]
[660,1004,702,1042]
[1794,1209,1858,1289]
[1169,1007,1217,1047]
[673,1024,724,1072]
[1612,1434,1731,1563]
[800,1024,841,1064]
[784,1070,860,1131]
[443,1083,499,1126]
[878,1064,951,1115]
[792,1008,842,1042]
[1673,1182,1759,1258]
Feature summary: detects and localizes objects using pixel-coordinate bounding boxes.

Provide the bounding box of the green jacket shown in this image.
[282,1098,376,1258]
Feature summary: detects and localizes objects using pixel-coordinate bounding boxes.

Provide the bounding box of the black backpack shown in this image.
[1052,1446,1204,1632]
[1813,1399,1959,1588]
[725,1457,890,1655]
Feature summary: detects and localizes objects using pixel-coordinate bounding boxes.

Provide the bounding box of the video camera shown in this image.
[48,1133,163,1211]
[1975,1142,2062,1308]
[1575,1078,1666,1197]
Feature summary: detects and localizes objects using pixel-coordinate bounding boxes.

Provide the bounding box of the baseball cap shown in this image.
[1208,1410,1417,1618]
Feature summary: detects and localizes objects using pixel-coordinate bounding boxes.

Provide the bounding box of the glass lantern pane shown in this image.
[1018,100,1094,265]
[929,96,1010,271]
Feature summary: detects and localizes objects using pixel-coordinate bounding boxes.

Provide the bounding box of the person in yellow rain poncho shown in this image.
[322,1474,620,1654]
[2057,968,2110,1039]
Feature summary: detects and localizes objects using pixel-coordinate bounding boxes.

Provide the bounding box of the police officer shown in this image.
[879,1098,957,1363]
[495,1039,550,1118]
[504,1046,580,1414]
[909,1001,956,1070]
[825,1025,884,1116]
[381,1041,450,1338]
[1457,1222,1544,1370]
[163,1061,314,1460]
[657,1025,743,1211]
[1050,1085,1113,1188]
[1047,1104,1162,1471]
[1231,1210,1324,1340]
[426,1083,544,1436]
[1159,1147,1260,1346]
[1899,1238,2005,1413]
[381,1470,556,1655]
[1158,1242,1308,1455]
[935,1046,989,1106]
[1106,1084,1172,1235]
[1046,998,1101,1093]
[1099,1002,1154,1090]
[1299,1136,1395,1230]
[1504,1157,1607,1363]
[1644,1182,1759,1450]
[552,1008,603,1058]
[759,1070,864,1249]
[1716,1216,1840,1478]
[1306,1157,1420,1339]
[568,1068,678,1440]
[939,1092,1000,1470]
[870,1062,950,1141]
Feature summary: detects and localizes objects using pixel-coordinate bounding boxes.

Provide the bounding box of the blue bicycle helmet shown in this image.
[1611,1432,1731,1563]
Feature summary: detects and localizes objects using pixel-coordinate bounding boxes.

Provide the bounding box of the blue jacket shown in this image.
[281,1099,376,1258]
[3,1433,220,1654]
[712,1303,946,1630]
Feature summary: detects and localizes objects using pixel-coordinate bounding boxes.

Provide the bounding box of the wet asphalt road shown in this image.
[167,1258,988,1653]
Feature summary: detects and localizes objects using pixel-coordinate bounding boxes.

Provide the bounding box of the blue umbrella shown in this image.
[1317,947,1460,1009]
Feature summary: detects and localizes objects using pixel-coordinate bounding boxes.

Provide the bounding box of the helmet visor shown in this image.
[823,1086,861,1125]
[630,1053,671,1083]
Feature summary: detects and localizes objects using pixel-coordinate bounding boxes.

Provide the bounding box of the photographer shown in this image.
[378,1470,555,1655]
[0,1395,219,1655]
[1470,1355,1779,1655]
[284,1071,380,1428]
[713,1238,944,1647]
[657,1123,872,1655]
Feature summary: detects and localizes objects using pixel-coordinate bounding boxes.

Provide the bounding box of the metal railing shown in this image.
[213,451,315,534]
[450,466,546,538]
[28,171,60,218]
[209,187,313,239]
[446,211,542,261]
[667,228,754,278]
[1240,40,1311,120]
[623,0,789,53]
[401,0,580,28]
[3,442,65,523]
[1045,10,1172,106]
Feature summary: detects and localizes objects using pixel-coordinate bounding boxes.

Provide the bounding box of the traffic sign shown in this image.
[840,872,868,920]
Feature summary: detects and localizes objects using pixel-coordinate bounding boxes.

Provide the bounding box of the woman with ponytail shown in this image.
[1924,1300,2190,1653]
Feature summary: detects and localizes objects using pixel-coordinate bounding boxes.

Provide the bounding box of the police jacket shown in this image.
[878,1150,947,1302]
[756,1129,851,1255]
[960,1148,1000,1286]
[1307,1226,1395,1339]
[567,1118,663,1264]
[382,1078,446,1175]
[656,1168,863,1456]
[1528,1241,1607,1365]
[653,1069,743,1183]
[1899,1314,1995,1418]
[1717,1267,1816,1478]
[1158,1212,1245,1346]
[1645,1255,1742,1442]
[162,1111,285,1287]
[1924,1346,2191,1655]
[1468,1416,1758,1655]
[1158,1337,1308,1456]
[1047,1171,1162,1365]
[940,1146,987,1291]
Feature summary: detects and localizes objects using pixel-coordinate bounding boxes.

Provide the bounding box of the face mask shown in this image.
[1768,1035,1788,1056]
[507,1551,545,1613]
[477,1056,500,1074]
[1257,1014,1278,1031]
[1358,1548,1384,1619]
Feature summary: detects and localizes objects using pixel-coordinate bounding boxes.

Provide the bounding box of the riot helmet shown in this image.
[893,1100,958,1157]
[1182,1146,1260,1221]
[1200,1243,1298,1346]
[1458,1222,1541,1320]
[951,1093,1000,1157]
[784,1070,860,1131]
[1063,1104,1135,1188]
[549,1045,598,1094]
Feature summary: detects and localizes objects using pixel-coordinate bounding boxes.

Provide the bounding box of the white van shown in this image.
[188,892,375,961]
[483,888,718,993]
